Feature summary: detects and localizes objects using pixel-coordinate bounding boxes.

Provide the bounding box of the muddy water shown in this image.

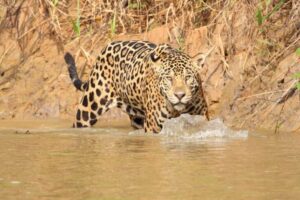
[0,116,300,200]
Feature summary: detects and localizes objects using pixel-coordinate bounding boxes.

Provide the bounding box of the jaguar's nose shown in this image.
[174,91,186,100]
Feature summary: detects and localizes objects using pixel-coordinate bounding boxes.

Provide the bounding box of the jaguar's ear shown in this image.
[191,47,214,70]
[149,44,172,63]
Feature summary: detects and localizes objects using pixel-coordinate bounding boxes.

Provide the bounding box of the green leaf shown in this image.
[273,0,285,12]
[110,12,116,36]
[72,18,80,37]
[72,0,80,37]
[256,8,263,25]
[128,2,146,9]
[257,0,285,26]
[264,0,285,21]
[296,83,300,90]
[52,0,59,6]
[296,48,300,56]
[294,72,300,79]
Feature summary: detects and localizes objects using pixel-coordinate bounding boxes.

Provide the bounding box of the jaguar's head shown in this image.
[149,44,208,112]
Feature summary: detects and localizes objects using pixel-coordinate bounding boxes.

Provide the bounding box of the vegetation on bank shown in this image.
[0,0,299,132]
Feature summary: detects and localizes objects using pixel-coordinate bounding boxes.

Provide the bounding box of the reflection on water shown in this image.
[0,117,300,200]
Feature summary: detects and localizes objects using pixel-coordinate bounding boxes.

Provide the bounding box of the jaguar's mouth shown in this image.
[173,102,186,112]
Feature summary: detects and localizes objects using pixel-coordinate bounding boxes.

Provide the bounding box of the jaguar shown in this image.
[64,40,209,133]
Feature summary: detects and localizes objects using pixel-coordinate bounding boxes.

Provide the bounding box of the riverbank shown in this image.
[0,0,299,132]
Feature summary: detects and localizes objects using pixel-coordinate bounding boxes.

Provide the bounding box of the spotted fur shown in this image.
[64,40,209,133]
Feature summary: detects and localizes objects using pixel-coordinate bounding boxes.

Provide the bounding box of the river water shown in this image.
[0,115,299,200]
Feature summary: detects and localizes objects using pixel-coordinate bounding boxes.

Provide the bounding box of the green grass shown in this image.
[52,0,59,7]
[128,2,146,9]
[296,48,300,56]
[294,72,300,90]
[256,0,285,25]
[109,11,117,37]
[72,0,81,37]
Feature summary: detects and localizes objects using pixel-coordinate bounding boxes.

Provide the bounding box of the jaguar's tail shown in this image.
[64,52,87,91]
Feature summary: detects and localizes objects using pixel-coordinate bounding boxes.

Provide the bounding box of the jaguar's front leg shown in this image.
[144,115,161,133]
[144,108,168,133]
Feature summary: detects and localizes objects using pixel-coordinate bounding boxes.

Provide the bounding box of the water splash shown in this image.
[160,114,248,141]
[130,114,248,141]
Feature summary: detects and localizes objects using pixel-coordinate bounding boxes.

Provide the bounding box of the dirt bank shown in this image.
[0,0,299,132]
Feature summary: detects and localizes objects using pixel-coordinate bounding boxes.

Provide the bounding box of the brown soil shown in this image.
[0,1,299,132]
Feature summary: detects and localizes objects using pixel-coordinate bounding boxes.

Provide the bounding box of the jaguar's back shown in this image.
[95,41,156,106]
